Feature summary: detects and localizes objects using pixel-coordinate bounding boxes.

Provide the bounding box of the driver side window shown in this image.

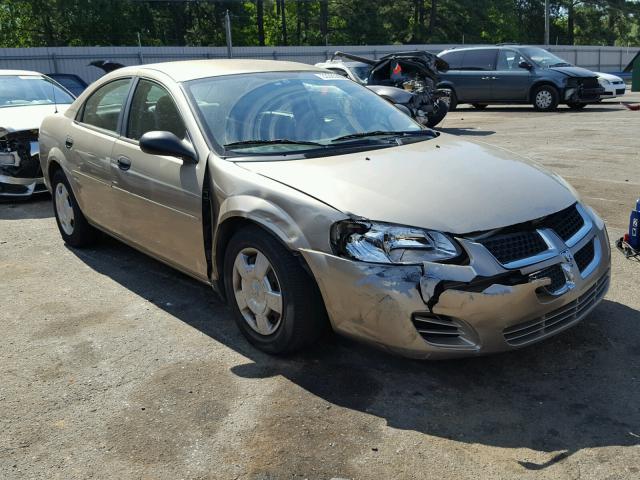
[497,50,525,71]
[127,79,186,141]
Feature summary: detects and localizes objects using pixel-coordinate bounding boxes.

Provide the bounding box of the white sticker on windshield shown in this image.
[314,73,349,81]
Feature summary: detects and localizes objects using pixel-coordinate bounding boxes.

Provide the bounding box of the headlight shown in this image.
[598,77,610,86]
[331,221,461,264]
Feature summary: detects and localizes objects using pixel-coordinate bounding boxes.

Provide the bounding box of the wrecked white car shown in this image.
[39,60,610,359]
[0,70,74,197]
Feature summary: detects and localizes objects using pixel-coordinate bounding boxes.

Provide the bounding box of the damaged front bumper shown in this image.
[301,206,611,359]
[0,129,45,198]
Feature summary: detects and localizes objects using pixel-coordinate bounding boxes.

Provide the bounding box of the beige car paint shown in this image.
[39,59,611,358]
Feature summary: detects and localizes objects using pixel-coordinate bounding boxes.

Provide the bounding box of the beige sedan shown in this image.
[39,60,610,359]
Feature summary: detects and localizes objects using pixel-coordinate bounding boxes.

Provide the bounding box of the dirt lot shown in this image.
[1,94,639,480]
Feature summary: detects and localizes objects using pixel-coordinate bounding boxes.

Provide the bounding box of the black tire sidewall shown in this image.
[533,85,559,111]
[442,88,457,111]
[51,169,95,247]
[426,98,449,128]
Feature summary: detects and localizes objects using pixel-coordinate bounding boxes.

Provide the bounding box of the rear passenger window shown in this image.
[440,51,465,70]
[80,78,131,133]
[127,79,186,141]
[460,49,497,71]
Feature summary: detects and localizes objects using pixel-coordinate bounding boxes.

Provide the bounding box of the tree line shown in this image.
[1,0,639,48]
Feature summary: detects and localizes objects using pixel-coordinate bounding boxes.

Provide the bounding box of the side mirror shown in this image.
[139,131,197,163]
[518,60,533,70]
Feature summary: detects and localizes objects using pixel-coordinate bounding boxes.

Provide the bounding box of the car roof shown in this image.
[317,61,370,67]
[0,69,43,76]
[440,45,535,54]
[114,59,326,82]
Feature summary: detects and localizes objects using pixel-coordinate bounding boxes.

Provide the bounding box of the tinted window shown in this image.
[460,49,497,71]
[81,79,131,133]
[496,50,526,70]
[127,79,186,141]
[440,51,465,70]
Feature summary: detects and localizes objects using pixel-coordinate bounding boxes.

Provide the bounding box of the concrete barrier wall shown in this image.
[1,44,637,84]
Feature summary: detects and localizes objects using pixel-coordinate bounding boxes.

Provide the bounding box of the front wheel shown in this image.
[223,225,327,354]
[532,85,559,111]
[51,169,97,248]
[567,102,588,110]
[440,88,458,111]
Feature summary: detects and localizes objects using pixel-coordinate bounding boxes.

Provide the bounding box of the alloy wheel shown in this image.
[535,90,553,109]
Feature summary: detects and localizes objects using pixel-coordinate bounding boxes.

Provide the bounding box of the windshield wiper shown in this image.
[224,139,325,149]
[331,130,436,142]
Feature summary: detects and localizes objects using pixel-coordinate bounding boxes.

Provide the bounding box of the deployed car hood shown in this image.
[0,104,69,134]
[237,135,577,234]
[548,66,597,78]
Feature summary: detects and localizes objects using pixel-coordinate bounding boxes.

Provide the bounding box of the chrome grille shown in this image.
[530,264,566,293]
[574,239,595,272]
[542,204,584,242]
[503,271,609,346]
[479,231,548,264]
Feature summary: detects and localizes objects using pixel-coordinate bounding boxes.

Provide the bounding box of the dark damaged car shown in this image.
[0,70,74,198]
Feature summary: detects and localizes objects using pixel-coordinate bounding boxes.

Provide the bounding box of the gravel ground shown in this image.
[1,94,639,480]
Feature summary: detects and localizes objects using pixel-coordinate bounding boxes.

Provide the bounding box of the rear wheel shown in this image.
[223,225,327,354]
[567,102,588,110]
[472,103,488,110]
[440,88,458,111]
[51,169,97,248]
[532,85,559,111]
[425,98,449,128]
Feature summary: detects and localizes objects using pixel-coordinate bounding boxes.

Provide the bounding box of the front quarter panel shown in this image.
[39,113,72,192]
[210,155,347,279]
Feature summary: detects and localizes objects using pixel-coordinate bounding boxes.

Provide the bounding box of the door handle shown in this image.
[481,76,490,80]
[65,136,73,149]
[117,156,131,171]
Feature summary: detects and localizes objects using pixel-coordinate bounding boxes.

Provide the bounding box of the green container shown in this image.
[633,56,640,92]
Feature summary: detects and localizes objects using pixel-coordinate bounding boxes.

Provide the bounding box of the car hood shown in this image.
[235,135,577,234]
[548,66,597,78]
[0,104,69,135]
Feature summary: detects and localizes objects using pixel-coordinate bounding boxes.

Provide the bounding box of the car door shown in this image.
[491,49,532,102]
[109,77,207,278]
[66,77,133,229]
[439,49,497,103]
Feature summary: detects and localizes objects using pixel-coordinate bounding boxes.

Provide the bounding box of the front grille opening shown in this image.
[530,264,566,294]
[541,204,584,242]
[574,240,595,272]
[479,231,548,264]
[411,312,477,349]
[504,271,609,346]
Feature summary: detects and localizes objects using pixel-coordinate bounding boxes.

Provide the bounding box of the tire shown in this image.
[223,225,327,354]
[425,98,449,128]
[51,169,97,248]
[567,102,588,110]
[532,85,559,111]
[472,103,488,110]
[441,87,458,111]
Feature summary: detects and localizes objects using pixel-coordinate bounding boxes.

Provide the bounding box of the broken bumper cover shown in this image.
[0,174,46,197]
[301,213,611,359]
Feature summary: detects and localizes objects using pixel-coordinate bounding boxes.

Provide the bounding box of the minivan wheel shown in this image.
[567,102,588,110]
[532,85,559,111]
[51,169,97,248]
[223,225,327,354]
[472,103,488,110]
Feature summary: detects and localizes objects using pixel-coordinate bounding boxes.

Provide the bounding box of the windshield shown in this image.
[519,48,572,68]
[0,75,75,108]
[185,71,421,156]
